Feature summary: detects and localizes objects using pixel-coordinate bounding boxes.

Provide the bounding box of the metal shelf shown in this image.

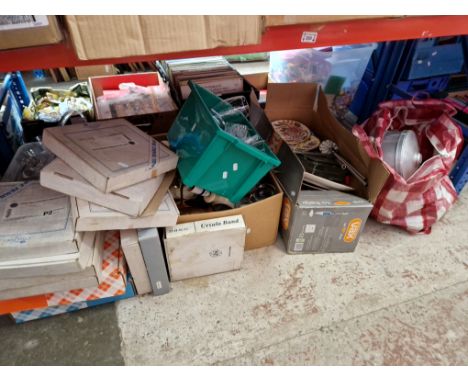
[1,16,468,73]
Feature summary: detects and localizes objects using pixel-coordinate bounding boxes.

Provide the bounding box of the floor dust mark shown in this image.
[355,289,468,365]
[24,339,39,350]
[182,277,210,289]
[261,357,274,365]
[252,263,319,326]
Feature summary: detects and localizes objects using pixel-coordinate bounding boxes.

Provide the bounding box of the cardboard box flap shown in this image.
[249,91,274,142]
[316,89,369,175]
[265,83,323,129]
[368,159,390,204]
[273,143,305,205]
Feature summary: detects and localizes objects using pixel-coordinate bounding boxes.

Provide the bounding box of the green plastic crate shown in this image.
[168,81,280,203]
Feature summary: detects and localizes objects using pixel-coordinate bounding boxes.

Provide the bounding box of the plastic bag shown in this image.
[352,99,463,233]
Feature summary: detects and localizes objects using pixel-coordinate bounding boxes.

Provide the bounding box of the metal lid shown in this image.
[382,130,422,180]
[395,130,422,179]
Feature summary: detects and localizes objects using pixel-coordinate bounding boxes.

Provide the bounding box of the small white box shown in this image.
[71,171,179,231]
[42,119,178,193]
[164,215,246,281]
[41,158,165,217]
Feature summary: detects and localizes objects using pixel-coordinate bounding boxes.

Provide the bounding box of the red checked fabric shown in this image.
[352,99,463,234]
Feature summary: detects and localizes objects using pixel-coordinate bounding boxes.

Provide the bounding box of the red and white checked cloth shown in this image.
[352,99,463,234]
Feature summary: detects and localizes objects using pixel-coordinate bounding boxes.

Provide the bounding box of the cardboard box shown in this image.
[177,173,282,251]
[41,158,165,217]
[164,215,246,281]
[65,16,263,60]
[263,83,390,254]
[175,92,283,251]
[0,231,127,315]
[0,181,78,260]
[88,72,179,135]
[42,119,178,193]
[0,231,96,279]
[120,229,153,295]
[263,16,396,27]
[75,65,116,81]
[0,16,62,50]
[137,228,171,295]
[244,72,269,91]
[281,191,373,253]
[0,232,103,300]
[71,172,178,231]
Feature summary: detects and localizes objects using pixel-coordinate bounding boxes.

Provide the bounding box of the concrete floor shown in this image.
[1,189,467,365]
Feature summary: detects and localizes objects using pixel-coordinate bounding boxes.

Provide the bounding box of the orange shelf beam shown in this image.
[1,16,467,72]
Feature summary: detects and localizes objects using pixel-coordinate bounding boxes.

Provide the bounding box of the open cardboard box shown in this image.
[88,72,179,135]
[263,83,390,253]
[177,173,283,251]
[176,90,284,251]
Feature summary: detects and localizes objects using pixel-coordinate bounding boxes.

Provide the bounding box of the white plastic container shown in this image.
[269,43,377,94]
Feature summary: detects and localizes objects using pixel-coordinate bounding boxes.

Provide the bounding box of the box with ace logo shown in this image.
[281,191,372,254]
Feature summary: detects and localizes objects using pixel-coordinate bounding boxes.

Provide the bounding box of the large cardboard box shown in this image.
[65,16,263,60]
[264,16,396,27]
[0,16,62,50]
[264,83,390,254]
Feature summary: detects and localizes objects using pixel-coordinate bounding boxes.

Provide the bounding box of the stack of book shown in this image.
[0,118,181,322]
[158,57,244,103]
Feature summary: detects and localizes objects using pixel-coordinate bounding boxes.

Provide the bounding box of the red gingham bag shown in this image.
[352,99,463,234]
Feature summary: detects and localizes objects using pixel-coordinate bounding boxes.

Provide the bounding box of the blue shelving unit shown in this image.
[0,71,30,174]
[450,120,468,194]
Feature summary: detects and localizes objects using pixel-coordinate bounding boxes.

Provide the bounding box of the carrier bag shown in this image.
[352,99,463,233]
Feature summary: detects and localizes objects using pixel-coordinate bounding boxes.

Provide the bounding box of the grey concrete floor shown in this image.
[0,189,467,365]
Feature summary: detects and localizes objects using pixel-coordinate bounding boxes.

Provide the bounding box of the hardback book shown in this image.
[164,215,246,281]
[0,181,79,260]
[41,158,165,217]
[0,231,127,315]
[0,232,104,300]
[71,172,179,231]
[120,229,153,295]
[42,119,178,193]
[0,231,96,279]
[137,228,171,296]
